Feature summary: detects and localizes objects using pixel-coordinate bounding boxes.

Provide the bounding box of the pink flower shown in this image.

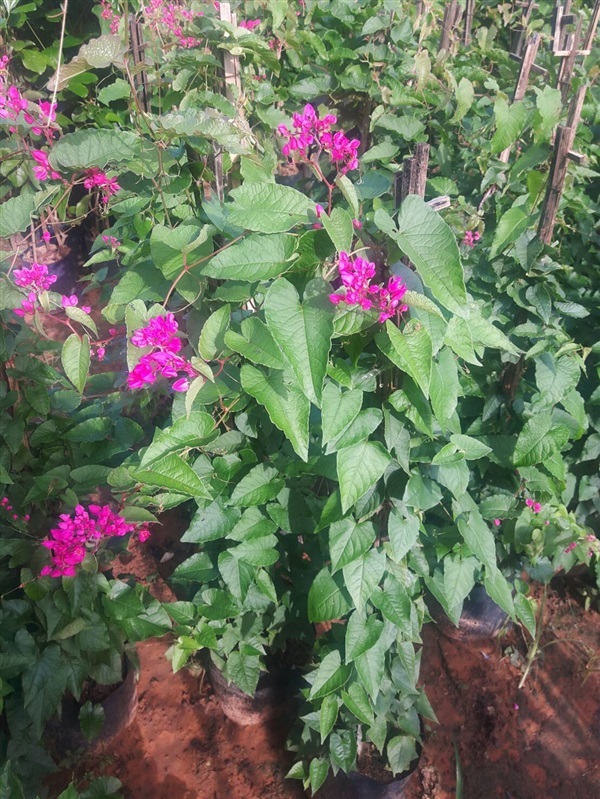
[128,313,198,392]
[31,150,60,181]
[172,377,190,392]
[102,234,121,249]
[62,294,78,308]
[96,347,106,361]
[564,542,577,554]
[39,504,150,577]
[493,519,501,527]
[315,203,324,219]
[42,231,51,243]
[83,168,121,202]
[138,527,151,543]
[14,292,38,317]
[131,313,180,350]
[13,262,57,292]
[239,19,261,31]
[329,252,408,324]
[525,498,542,513]
[352,219,362,229]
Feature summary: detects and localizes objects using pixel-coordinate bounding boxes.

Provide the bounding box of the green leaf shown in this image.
[329,519,376,572]
[490,206,530,259]
[321,207,354,253]
[320,695,339,743]
[451,77,475,123]
[22,644,68,736]
[64,306,98,336]
[355,641,385,700]
[378,319,433,397]
[468,311,521,355]
[533,86,562,142]
[202,233,297,281]
[387,735,417,775]
[308,568,351,623]
[342,683,375,725]
[182,502,240,543]
[240,365,310,460]
[228,183,313,233]
[443,556,477,610]
[321,383,363,447]
[225,317,287,369]
[370,578,412,636]
[79,701,105,741]
[534,354,580,406]
[484,567,515,619]
[393,196,467,317]
[430,348,459,428]
[134,454,212,498]
[309,758,330,794]
[513,413,569,467]
[388,507,420,562]
[335,174,359,217]
[226,650,261,696]
[345,611,384,662]
[49,129,157,172]
[97,77,131,105]
[362,141,400,163]
[150,224,209,280]
[81,777,123,799]
[454,494,498,572]
[218,550,254,601]
[0,761,25,799]
[330,409,382,452]
[375,114,425,140]
[199,305,231,360]
[230,463,283,507]
[264,278,334,407]
[337,440,391,513]
[403,289,444,318]
[309,650,350,699]
[343,549,386,612]
[450,434,492,460]
[170,552,215,585]
[141,412,216,467]
[490,98,527,154]
[61,334,90,394]
[514,593,537,638]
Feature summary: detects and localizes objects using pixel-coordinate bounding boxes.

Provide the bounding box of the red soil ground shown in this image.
[53,523,600,799]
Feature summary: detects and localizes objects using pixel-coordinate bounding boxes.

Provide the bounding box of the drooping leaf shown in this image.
[343,549,386,611]
[141,413,216,467]
[264,278,334,407]
[202,233,297,281]
[61,334,90,394]
[227,183,313,233]
[229,463,284,507]
[337,441,391,513]
[321,383,363,447]
[378,319,433,397]
[308,568,351,623]
[309,650,351,699]
[321,207,354,253]
[134,454,212,498]
[329,519,377,572]
[225,317,288,369]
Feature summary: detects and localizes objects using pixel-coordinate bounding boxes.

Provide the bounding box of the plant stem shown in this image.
[518,584,547,689]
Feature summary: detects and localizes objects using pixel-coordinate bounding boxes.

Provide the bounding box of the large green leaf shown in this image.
[490,98,527,154]
[443,555,477,610]
[218,550,254,601]
[387,507,420,562]
[329,519,376,572]
[342,683,375,725]
[264,278,334,407]
[345,612,384,662]
[140,412,216,467]
[228,183,313,233]
[308,650,351,699]
[229,463,284,507]
[391,196,467,317]
[308,568,351,623]
[201,233,297,281]
[343,549,386,611]
[430,347,459,428]
[355,640,386,699]
[49,129,157,172]
[534,353,580,406]
[321,383,363,446]
[61,334,90,394]
[337,441,391,513]
[513,413,569,467]
[370,579,412,636]
[226,650,261,696]
[320,695,339,743]
[321,207,354,252]
[0,189,57,237]
[225,317,288,369]
[240,365,310,460]
[378,319,433,397]
[454,494,498,572]
[134,454,212,498]
[22,644,68,736]
[150,224,211,280]
[490,205,530,259]
[330,409,382,452]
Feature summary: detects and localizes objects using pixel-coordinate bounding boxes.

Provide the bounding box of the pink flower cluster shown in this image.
[239,19,261,31]
[84,168,121,202]
[145,0,203,48]
[100,0,120,34]
[565,534,597,556]
[0,56,57,138]
[62,294,92,313]
[40,504,151,578]
[13,262,57,292]
[102,234,121,249]
[462,230,481,247]
[525,498,542,514]
[31,149,60,182]
[277,104,360,174]
[128,313,197,392]
[0,496,30,524]
[329,252,408,323]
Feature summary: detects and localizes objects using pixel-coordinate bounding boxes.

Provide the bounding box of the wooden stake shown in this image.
[439,0,459,53]
[538,125,572,244]
[463,0,475,46]
[498,34,541,163]
[557,13,583,101]
[582,0,600,53]
[128,17,149,112]
[511,0,538,57]
[395,144,430,265]
[219,2,241,102]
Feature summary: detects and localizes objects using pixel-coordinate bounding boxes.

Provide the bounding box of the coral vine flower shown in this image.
[525,498,542,513]
[329,252,408,323]
[128,313,197,392]
[239,19,261,31]
[39,504,151,577]
[31,150,60,181]
[83,168,121,202]
[277,103,359,174]
[13,262,57,292]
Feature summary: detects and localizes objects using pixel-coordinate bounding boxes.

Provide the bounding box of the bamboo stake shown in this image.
[582,0,600,54]
[498,34,541,163]
[511,0,538,57]
[219,2,241,103]
[396,144,430,265]
[538,125,572,244]
[463,0,475,46]
[439,0,459,53]
[557,13,583,101]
